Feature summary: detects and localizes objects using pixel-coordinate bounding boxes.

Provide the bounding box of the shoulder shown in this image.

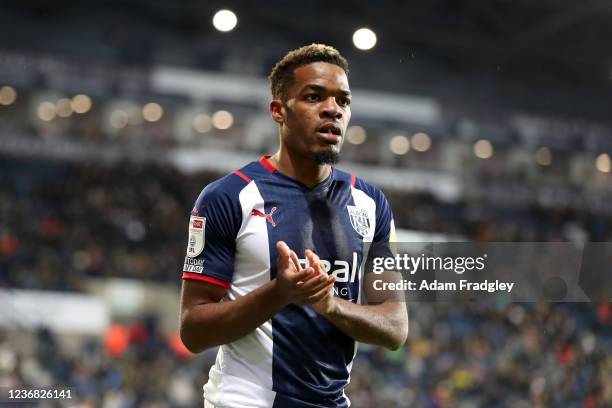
[192,161,261,215]
[345,171,388,204]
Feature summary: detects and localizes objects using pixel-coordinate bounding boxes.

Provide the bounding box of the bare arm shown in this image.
[305,250,408,350]
[180,241,335,353]
[316,298,408,350]
[180,279,284,353]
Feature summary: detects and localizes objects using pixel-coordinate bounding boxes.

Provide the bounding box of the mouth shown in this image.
[316,123,342,144]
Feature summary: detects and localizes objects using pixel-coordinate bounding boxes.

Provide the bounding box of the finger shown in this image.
[306,283,335,303]
[305,249,324,274]
[300,281,335,304]
[304,249,318,265]
[289,250,304,272]
[300,270,318,282]
[276,241,290,259]
[298,269,334,290]
[290,266,314,284]
[297,274,327,293]
[299,272,333,294]
[297,255,320,282]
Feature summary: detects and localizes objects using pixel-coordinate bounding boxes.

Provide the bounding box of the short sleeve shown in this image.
[356,181,400,304]
[367,186,396,261]
[182,180,242,288]
[373,189,395,244]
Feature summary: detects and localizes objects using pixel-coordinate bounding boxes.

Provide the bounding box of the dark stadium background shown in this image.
[0,1,611,407]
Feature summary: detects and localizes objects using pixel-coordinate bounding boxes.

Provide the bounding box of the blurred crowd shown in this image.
[1,156,610,290]
[0,157,201,290]
[0,318,218,408]
[348,302,612,408]
[1,156,611,407]
[1,303,610,407]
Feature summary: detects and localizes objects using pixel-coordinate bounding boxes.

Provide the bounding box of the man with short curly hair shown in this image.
[180,44,408,408]
[268,44,349,100]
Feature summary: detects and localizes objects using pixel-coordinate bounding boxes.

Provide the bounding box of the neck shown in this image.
[269,147,330,188]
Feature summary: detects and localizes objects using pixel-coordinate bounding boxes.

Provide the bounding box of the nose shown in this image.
[320,97,342,119]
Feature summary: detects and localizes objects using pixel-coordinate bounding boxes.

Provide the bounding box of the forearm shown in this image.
[180,280,286,352]
[321,299,408,350]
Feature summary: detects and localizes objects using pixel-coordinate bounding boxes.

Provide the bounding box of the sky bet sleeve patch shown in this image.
[186,216,206,258]
[183,257,204,273]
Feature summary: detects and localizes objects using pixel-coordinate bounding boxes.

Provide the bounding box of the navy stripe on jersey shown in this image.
[260,168,358,407]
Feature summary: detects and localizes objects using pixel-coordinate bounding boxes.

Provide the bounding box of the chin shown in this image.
[313,150,340,165]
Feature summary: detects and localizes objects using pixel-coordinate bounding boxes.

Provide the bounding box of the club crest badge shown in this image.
[186,216,206,258]
[347,205,370,237]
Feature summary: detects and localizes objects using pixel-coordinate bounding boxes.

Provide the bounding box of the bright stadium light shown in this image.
[389,135,410,155]
[213,9,238,32]
[473,139,494,159]
[71,94,92,114]
[535,147,552,166]
[0,86,17,105]
[142,102,163,122]
[411,132,431,152]
[37,101,56,121]
[352,28,377,50]
[212,110,234,130]
[346,126,367,145]
[595,153,611,173]
[55,98,73,118]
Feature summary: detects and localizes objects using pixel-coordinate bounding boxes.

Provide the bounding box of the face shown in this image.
[270,62,352,164]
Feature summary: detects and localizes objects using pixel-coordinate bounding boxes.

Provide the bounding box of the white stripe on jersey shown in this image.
[349,185,378,303]
[204,180,276,408]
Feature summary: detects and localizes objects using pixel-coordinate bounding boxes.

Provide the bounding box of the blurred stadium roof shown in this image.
[1,0,611,94]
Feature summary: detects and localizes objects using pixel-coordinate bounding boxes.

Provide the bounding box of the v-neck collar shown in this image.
[258,155,334,192]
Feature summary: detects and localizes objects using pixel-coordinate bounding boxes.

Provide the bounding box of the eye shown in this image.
[305,94,320,102]
[338,97,351,107]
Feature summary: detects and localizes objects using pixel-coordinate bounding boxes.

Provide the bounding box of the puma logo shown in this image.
[251,207,277,227]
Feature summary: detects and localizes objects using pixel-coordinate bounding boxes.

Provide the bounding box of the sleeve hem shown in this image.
[182,272,231,289]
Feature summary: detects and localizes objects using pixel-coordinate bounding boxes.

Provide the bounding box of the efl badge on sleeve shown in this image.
[186,216,206,258]
[347,205,370,237]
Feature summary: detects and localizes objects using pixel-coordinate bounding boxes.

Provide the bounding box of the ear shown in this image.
[269,99,284,125]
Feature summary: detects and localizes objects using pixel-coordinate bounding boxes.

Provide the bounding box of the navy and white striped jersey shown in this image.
[182,155,395,408]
